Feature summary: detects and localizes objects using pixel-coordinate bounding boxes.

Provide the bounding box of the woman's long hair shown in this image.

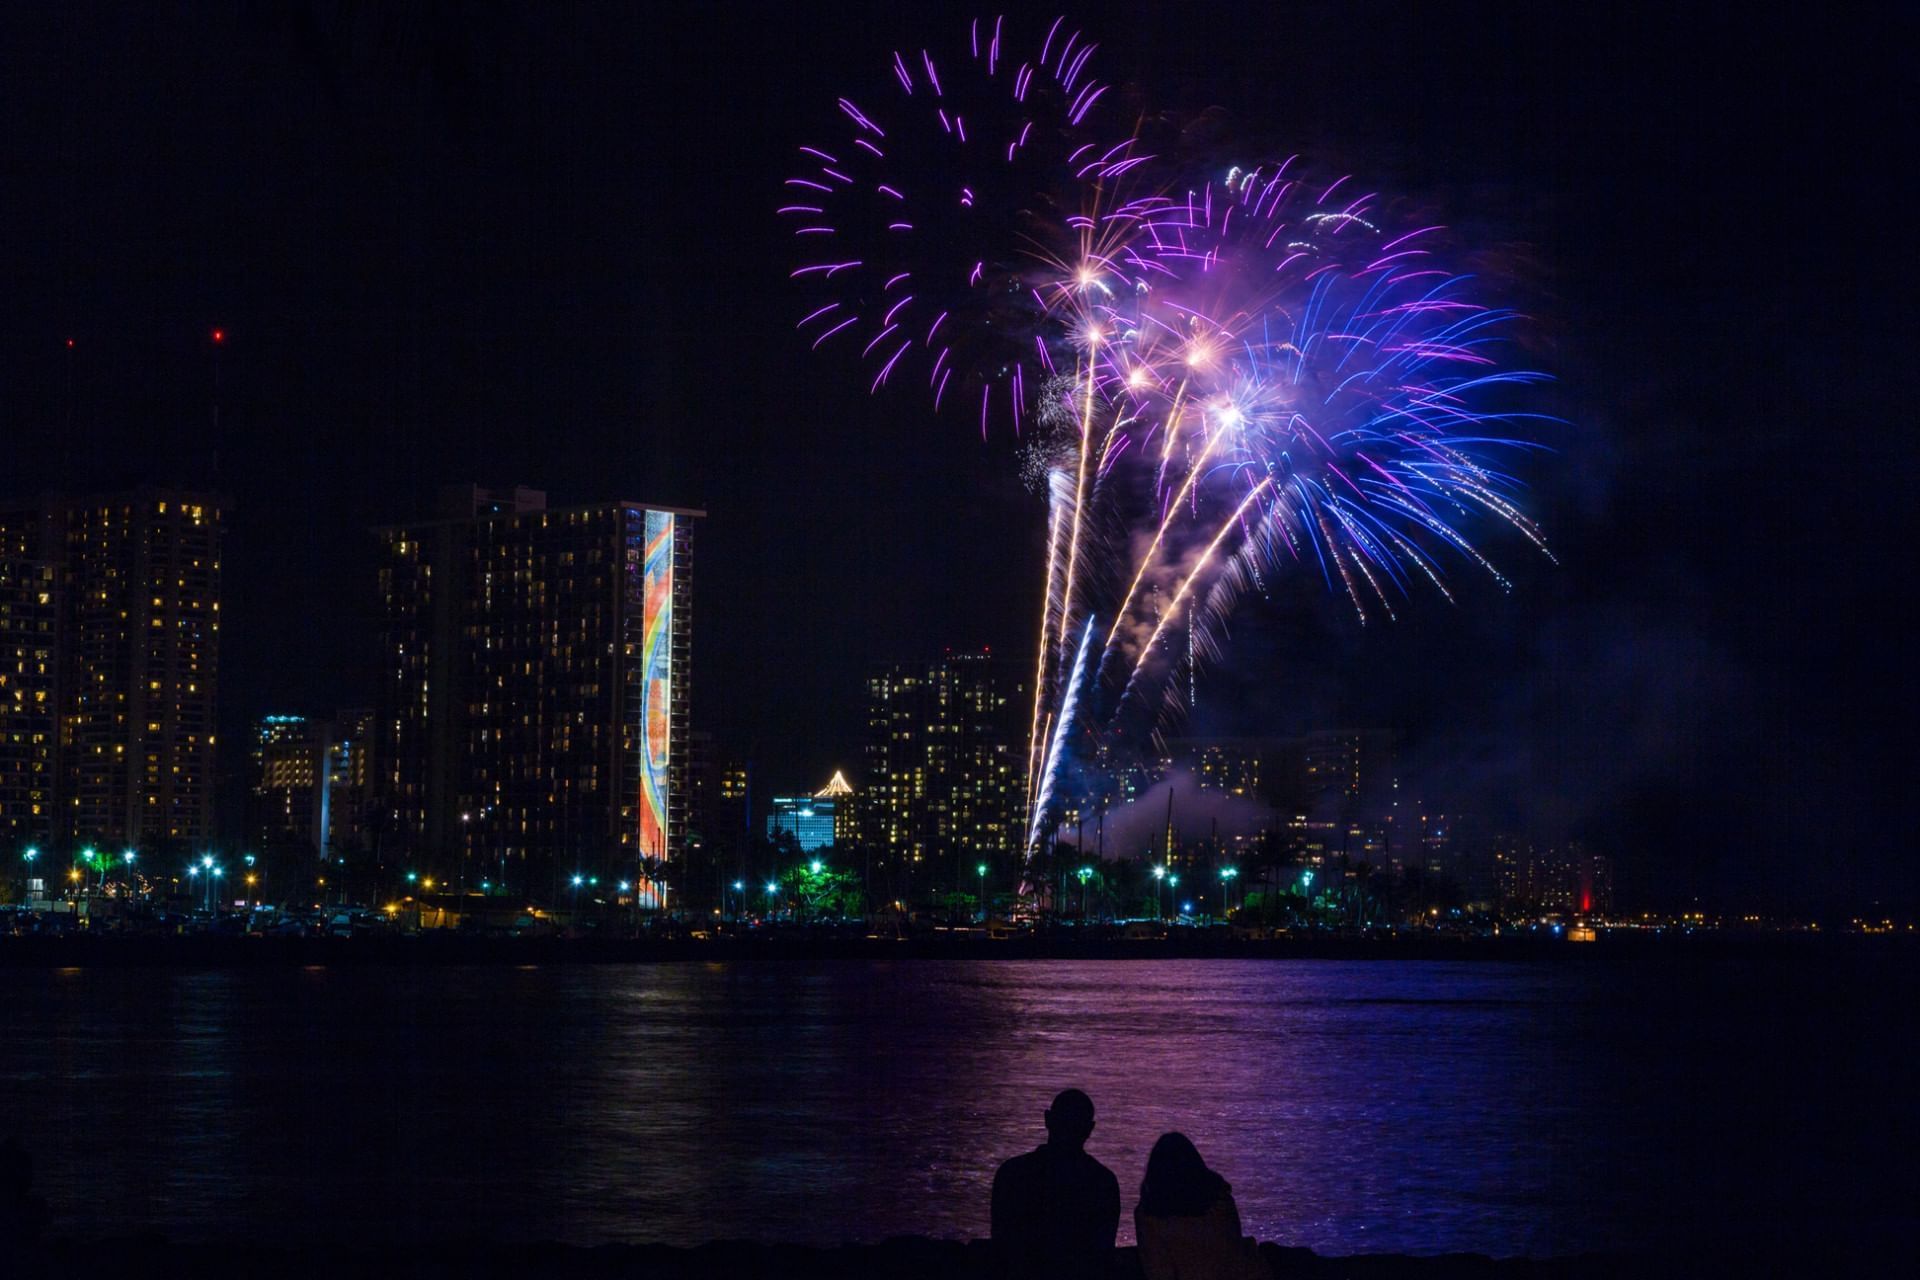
[1138,1132,1230,1218]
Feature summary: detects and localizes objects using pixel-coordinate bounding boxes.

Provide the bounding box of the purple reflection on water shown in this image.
[1,957,1908,1256]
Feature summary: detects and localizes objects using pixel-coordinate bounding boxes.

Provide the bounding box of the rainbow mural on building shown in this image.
[637,509,674,860]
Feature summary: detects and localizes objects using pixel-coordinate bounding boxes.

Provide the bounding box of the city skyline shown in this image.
[0,2,1905,914]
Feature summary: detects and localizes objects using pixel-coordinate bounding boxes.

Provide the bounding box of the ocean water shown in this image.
[1,953,1911,1256]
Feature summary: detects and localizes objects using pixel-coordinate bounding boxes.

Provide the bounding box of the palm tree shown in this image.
[1021,841,1056,915]
[638,854,674,914]
[1249,827,1296,926]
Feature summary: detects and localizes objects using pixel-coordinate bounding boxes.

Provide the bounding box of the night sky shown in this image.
[1,2,1906,912]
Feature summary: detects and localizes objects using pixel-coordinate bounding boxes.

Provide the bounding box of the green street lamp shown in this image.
[977,862,988,923]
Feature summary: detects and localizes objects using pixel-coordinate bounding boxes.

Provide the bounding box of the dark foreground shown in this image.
[9,1237,1875,1280]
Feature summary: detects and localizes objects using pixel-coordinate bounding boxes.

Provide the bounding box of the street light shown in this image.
[1076,866,1093,919]
[809,859,823,875]
[977,862,988,923]
[189,860,221,914]
[1219,865,1239,918]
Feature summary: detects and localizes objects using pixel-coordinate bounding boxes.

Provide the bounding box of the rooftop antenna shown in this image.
[209,326,226,484]
[63,336,76,476]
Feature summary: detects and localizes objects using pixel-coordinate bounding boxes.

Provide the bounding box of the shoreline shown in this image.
[8,1234,1870,1279]
[0,929,1894,968]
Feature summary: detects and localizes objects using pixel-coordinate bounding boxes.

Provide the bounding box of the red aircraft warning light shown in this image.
[211,328,225,344]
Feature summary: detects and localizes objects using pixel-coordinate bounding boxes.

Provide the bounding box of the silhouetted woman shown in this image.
[1134,1133,1264,1280]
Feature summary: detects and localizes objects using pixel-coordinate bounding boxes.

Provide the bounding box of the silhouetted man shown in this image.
[990,1089,1120,1278]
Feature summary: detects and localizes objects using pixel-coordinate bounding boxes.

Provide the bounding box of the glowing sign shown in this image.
[638,510,674,857]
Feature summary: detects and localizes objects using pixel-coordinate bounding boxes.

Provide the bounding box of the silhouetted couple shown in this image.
[990,1089,1262,1279]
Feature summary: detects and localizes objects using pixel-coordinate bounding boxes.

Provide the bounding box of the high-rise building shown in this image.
[373,485,699,897]
[0,550,57,850]
[1291,729,1397,820]
[325,707,375,857]
[1193,741,1263,798]
[767,794,837,852]
[252,715,329,859]
[864,652,1025,883]
[249,709,378,864]
[1494,838,1613,916]
[817,769,859,845]
[687,738,754,892]
[766,773,857,853]
[0,488,226,853]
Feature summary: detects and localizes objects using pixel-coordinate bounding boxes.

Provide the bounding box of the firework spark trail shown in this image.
[1055,354,1099,667]
[1102,424,1230,653]
[1121,478,1274,692]
[1023,480,1070,825]
[1028,616,1096,849]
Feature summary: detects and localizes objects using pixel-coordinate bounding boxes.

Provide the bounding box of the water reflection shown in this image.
[0,957,1904,1256]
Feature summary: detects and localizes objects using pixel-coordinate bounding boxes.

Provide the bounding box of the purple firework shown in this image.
[783,15,1149,438]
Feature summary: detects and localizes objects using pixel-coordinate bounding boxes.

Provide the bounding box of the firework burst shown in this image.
[782,21,1562,868]
[784,15,1151,438]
